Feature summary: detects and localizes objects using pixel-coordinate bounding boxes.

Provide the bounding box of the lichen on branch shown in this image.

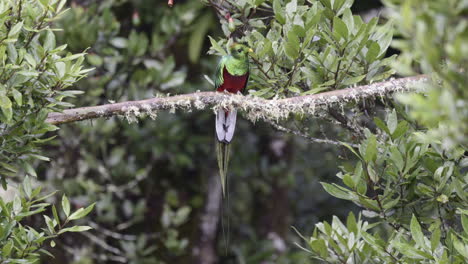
[46,75,428,125]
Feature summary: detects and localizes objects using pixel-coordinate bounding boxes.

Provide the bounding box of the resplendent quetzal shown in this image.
[214,43,252,196]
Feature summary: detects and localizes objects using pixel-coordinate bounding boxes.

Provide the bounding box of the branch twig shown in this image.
[81,232,123,256]
[266,120,358,147]
[46,75,428,125]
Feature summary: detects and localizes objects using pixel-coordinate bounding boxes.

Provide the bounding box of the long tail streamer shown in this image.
[215,108,237,254]
[216,141,230,197]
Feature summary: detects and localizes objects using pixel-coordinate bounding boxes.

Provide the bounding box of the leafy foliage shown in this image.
[0,0,93,262]
[0,0,90,184]
[386,0,468,150]
[0,177,94,262]
[303,113,467,263]
[298,0,468,263]
[209,0,395,98]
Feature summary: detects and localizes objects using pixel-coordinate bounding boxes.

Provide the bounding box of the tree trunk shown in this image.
[192,172,222,264]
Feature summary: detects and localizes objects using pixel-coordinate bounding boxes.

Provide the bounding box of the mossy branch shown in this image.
[46,75,428,125]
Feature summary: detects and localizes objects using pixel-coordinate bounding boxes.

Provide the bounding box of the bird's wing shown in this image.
[214,56,228,90]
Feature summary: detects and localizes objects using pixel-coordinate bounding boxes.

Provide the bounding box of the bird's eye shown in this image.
[237,49,242,53]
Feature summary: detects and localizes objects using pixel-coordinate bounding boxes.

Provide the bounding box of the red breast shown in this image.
[216,67,249,94]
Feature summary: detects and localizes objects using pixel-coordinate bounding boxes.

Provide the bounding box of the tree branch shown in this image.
[265,120,359,147]
[46,75,428,125]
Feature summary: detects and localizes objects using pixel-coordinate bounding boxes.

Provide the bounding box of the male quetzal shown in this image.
[214,43,252,196]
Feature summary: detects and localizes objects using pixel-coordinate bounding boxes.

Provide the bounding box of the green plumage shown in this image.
[214,56,227,89]
[214,43,251,91]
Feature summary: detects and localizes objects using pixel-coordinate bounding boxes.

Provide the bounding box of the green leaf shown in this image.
[392,121,409,139]
[305,10,322,31]
[392,240,430,259]
[23,176,32,199]
[287,30,300,50]
[68,202,95,220]
[0,198,10,216]
[390,146,404,172]
[59,53,86,62]
[0,93,12,121]
[365,135,377,162]
[301,87,328,95]
[44,215,56,234]
[2,240,13,257]
[287,86,301,93]
[383,196,400,210]
[254,0,266,6]
[17,70,39,77]
[342,9,354,33]
[39,249,54,258]
[367,164,378,183]
[55,61,66,78]
[321,182,354,200]
[387,109,398,134]
[333,17,348,39]
[318,0,332,9]
[8,21,23,38]
[411,214,427,249]
[58,225,92,234]
[292,25,305,38]
[376,22,393,57]
[284,42,299,60]
[340,142,362,160]
[374,117,390,135]
[23,162,37,177]
[416,183,433,196]
[342,74,366,86]
[57,0,67,12]
[453,236,468,259]
[343,174,354,188]
[0,162,18,173]
[285,0,297,17]
[39,0,50,7]
[346,212,358,234]
[462,214,468,234]
[62,195,70,217]
[273,0,286,24]
[366,41,380,62]
[430,227,441,251]
[52,205,60,226]
[11,88,22,106]
[358,197,380,211]
[208,36,227,56]
[7,43,17,63]
[44,30,56,51]
[310,239,328,258]
[332,0,346,12]
[29,154,50,161]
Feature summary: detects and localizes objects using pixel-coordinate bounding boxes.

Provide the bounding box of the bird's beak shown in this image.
[248,48,254,53]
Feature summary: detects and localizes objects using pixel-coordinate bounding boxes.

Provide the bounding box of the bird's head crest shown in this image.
[229,43,253,59]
